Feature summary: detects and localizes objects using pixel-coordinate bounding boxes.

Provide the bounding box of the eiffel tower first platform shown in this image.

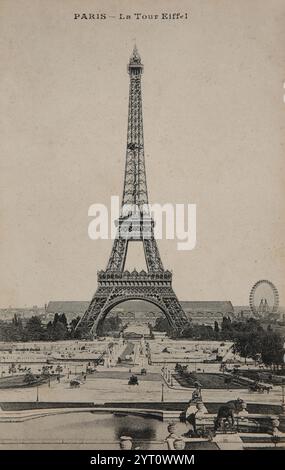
[77,47,189,338]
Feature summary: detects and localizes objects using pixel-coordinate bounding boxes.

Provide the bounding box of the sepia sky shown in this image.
[0,0,285,308]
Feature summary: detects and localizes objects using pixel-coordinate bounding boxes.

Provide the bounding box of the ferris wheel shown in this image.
[249,280,279,316]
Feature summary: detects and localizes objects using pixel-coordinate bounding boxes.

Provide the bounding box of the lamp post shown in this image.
[282,341,285,414]
[281,379,285,414]
[36,385,39,402]
[161,383,164,402]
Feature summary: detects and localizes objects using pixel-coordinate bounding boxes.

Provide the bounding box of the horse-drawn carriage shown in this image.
[128,374,139,385]
[248,381,272,393]
[69,379,81,388]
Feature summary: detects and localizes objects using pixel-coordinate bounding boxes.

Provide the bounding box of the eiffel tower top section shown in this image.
[122,46,149,212]
[128,45,144,74]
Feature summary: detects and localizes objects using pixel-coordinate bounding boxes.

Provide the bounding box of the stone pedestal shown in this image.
[212,433,244,450]
[119,436,133,450]
[271,417,280,436]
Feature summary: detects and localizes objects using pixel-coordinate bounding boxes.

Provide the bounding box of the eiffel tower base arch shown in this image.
[77,270,189,338]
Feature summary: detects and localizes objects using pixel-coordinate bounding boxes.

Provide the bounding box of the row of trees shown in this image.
[233,321,284,369]
[0,313,81,342]
[0,312,124,342]
[153,316,284,369]
[152,316,225,340]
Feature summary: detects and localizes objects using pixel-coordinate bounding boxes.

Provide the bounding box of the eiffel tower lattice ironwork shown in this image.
[77,46,189,337]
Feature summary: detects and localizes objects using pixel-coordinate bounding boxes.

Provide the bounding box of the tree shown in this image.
[220,316,233,340]
[214,321,220,334]
[101,314,123,335]
[12,313,23,329]
[52,313,60,327]
[0,314,26,341]
[181,325,194,338]
[24,316,46,341]
[235,330,264,364]
[153,316,172,335]
[46,321,54,340]
[52,321,68,341]
[261,332,284,369]
[195,324,216,340]
[41,365,50,377]
[59,313,68,326]
[44,313,69,340]
[23,372,37,385]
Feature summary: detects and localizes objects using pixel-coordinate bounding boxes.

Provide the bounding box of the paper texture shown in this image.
[0,0,284,451]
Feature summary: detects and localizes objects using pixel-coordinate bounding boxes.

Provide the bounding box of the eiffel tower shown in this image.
[77,46,189,337]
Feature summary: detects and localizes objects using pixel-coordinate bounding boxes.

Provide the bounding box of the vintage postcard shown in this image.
[0,0,285,457]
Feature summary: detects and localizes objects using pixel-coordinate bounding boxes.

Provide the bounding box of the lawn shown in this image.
[174,372,245,389]
[237,369,285,385]
[0,374,47,389]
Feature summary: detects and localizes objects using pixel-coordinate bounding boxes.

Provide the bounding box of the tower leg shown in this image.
[107,238,128,271]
